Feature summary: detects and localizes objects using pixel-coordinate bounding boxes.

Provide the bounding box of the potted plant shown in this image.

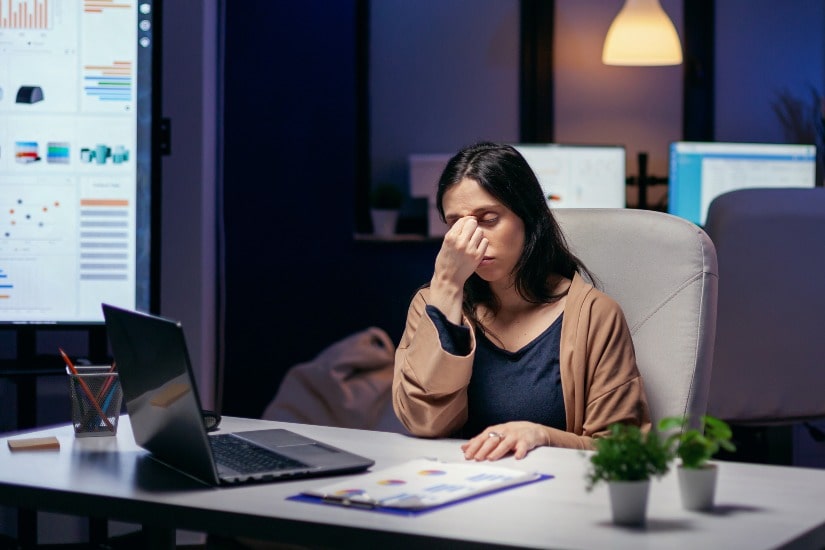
[585,423,672,526]
[659,414,736,511]
[369,182,403,237]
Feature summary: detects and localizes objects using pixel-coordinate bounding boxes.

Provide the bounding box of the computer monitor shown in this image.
[0,1,161,324]
[513,144,626,210]
[409,144,626,237]
[668,141,817,225]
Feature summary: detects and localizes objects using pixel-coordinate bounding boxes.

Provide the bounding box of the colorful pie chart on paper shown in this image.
[377,479,406,486]
[417,469,447,476]
[333,489,366,497]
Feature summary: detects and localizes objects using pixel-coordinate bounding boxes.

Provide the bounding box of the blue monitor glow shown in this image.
[668,142,817,226]
[0,0,159,324]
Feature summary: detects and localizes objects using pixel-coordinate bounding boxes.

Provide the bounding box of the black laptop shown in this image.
[102,303,375,486]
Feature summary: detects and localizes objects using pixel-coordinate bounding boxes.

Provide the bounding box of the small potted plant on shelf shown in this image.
[585,422,672,526]
[369,182,403,237]
[659,414,736,511]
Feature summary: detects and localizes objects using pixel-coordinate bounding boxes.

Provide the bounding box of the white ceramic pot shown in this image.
[608,479,650,526]
[677,463,718,511]
[370,209,399,237]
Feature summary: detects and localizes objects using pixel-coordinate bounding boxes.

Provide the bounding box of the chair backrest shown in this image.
[554,208,718,428]
[703,188,825,424]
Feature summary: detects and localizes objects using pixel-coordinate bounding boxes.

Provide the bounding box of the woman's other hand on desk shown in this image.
[461,421,548,461]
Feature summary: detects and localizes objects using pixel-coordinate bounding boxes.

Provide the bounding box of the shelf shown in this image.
[353,233,442,243]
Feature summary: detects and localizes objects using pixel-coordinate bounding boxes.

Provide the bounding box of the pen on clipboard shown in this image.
[59,347,115,431]
[321,495,378,510]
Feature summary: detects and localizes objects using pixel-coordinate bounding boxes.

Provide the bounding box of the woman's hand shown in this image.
[460,421,549,461]
[434,216,488,288]
[428,217,488,324]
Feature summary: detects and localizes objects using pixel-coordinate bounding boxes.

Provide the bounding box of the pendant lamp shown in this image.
[602,0,682,66]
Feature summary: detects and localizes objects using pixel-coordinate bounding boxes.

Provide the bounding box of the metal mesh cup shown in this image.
[67,366,122,437]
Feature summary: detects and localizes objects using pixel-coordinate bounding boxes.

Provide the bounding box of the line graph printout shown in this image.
[0,0,155,323]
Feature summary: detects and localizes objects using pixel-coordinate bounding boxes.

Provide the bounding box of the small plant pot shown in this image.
[608,479,650,526]
[370,209,399,237]
[677,463,718,511]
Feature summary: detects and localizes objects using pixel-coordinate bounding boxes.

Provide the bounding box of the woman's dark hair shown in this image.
[435,141,589,327]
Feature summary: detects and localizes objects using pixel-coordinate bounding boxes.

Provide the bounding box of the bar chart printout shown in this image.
[83,61,133,102]
[0,0,52,30]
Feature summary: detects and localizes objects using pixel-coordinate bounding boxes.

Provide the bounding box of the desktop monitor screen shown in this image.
[668,142,817,225]
[0,1,159,324]
[409,144,626,237]
[513,144,626,210]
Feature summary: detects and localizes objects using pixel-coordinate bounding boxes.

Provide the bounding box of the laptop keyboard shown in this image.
[210,434,309,475]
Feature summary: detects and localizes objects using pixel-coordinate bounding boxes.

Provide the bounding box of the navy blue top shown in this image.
[425,305,566,438]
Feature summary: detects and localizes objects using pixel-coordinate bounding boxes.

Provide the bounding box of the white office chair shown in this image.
[555,208,719,429]
[703,188,825,464]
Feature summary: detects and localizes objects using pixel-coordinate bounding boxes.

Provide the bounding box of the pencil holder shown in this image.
[68,366,122,437]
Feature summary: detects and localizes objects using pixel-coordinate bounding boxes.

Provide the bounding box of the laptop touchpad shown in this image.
[236,429,317,448]
[235,429,367,468]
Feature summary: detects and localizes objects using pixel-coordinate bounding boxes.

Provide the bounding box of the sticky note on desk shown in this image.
[7,436,60,452]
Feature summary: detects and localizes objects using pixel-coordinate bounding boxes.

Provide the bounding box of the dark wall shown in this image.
[222,1,438,418]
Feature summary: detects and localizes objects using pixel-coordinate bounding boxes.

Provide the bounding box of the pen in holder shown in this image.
[67,365,122,437]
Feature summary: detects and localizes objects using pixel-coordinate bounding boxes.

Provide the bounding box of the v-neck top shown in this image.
[425,305,566,437]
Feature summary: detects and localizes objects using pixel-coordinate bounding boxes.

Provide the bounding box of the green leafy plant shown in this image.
[585,423,672,491]
[369,182,403,210]
[658,415,736,469]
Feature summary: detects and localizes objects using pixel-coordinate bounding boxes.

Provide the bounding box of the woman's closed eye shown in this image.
[479,215,498,226]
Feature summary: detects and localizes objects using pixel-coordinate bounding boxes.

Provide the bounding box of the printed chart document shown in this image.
[300,458,549,512]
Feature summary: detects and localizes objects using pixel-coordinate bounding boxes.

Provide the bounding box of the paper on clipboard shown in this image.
[301,458,547,511]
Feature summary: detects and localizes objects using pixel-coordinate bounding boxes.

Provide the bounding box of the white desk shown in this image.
[2,416,825,549]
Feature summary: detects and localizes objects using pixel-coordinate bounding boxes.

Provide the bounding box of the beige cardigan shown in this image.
[392,272,651,450]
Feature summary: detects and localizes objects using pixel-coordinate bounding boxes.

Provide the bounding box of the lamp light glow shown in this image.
[602,0,682,66]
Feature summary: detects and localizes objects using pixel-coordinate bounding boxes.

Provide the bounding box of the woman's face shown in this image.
[442,177,525,285]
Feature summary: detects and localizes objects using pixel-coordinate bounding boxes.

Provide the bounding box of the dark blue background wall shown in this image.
[221,1,438,417]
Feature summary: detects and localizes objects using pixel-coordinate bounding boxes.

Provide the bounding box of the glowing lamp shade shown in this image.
[602,0,683,66]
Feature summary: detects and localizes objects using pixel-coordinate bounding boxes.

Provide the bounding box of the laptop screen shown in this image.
[103,303,220,484]
[668,141,817,225]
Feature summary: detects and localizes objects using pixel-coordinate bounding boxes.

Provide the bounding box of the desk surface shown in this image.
[2,416,825,549]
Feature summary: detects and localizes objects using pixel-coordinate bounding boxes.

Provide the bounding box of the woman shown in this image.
[392,141,650,461]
